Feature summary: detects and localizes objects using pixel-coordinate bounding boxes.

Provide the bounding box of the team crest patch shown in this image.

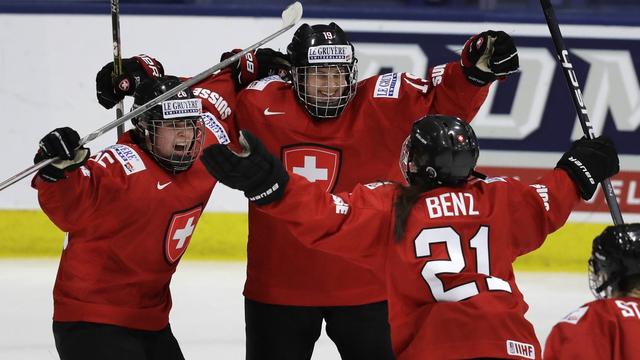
[506,340,535,359]
[373,73,400,98]
[246,75,285,91]
[164,206,203,264]
[201,112,230,145]
[282,144,341,192]
[106,144,146,175]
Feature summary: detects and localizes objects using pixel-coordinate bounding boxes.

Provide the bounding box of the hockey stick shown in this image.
[111,0,125,138]
[0,1,303,192]
[540,0,624,225]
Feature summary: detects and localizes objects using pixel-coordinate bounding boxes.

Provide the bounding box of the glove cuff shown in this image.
[132,54,165,79]
[556,155,597,200]
[462,64,496,87]
[245,160,289,205]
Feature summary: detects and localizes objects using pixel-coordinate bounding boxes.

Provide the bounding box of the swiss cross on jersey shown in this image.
[282,144,341,192]
[164,205,203,264]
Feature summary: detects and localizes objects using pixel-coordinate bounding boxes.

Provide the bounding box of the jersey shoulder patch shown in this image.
[103,144,146,175]
[364,181,394,190]
[202,112,230,145]
[246,75,285,91]
[373,72,401,99]
[559,305,589,325]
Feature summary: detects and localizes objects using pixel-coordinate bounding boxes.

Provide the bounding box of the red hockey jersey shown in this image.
[33,73,235,331]
[544,297,640,360]
[234,61,490,306]
[258,169,580,359]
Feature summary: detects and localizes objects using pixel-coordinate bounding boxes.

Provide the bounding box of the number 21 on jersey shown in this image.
[414,226,512,302]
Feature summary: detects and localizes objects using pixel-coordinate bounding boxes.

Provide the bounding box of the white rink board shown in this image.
[1,14,638,213]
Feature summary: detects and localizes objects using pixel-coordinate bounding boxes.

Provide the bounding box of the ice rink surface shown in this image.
[0,259,593,359]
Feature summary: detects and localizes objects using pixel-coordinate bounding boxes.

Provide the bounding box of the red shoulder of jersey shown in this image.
[237,75,295,113]
[544,298,640,360]
[33,133,157,231]
[189,69,236,122]
[356,64,488,125]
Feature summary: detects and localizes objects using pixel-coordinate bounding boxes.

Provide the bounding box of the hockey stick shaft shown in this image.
[0,1,303,192]
[540,0,624,225]
[111,0,125,138]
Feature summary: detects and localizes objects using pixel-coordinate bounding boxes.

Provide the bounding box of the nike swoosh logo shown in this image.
[264,107,286,116]
[157,181,172,190]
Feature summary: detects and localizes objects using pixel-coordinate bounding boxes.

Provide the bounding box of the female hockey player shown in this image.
[200,115,619,359]
[32,75,233,360]
[544,223,640,359]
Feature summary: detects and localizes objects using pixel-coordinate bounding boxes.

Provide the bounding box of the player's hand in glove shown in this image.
[33,127,90,183]
[461,30,519,86]
[96,54,165,109]
[556,136,619,200]
[220,48,292,88]
[200,130,289,205]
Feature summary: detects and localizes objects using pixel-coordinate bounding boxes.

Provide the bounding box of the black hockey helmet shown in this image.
[400,115,479,187]
[131,76,205,173]
[286,22,358,119]
[287,22,356,67]
[589,223,640,299]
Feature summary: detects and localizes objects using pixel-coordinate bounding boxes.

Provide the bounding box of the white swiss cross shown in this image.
[293,156,328,182]
[172,217,195,249]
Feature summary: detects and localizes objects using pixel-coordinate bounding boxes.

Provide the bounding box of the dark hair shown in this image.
[618,274,640,295]
[393,183,435,241]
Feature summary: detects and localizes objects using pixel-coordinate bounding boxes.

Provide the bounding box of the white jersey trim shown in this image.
[246,75,285,91]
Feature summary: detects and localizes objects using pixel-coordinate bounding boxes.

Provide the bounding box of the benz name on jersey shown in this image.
[425,192,479,218]
[191,88,232,120]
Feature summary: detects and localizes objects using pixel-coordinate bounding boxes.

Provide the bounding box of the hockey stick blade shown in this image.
[0,2,304,192]
[282,2,303,28]
[540,0,624,225]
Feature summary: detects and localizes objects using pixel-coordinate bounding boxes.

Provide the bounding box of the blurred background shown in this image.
[0,0,638,24]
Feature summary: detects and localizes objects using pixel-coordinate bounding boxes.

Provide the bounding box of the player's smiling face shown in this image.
[304,65,349,105]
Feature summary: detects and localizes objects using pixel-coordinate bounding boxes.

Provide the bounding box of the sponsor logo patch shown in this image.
[559,306,589,325]
[307,45,353,64]
[161,99,202,119]
[373,73,400,98]
[106,144,146,175]
[201,112,230,145]
[331,194,349,214]
[364,181,392,190]
[506,340,535,359]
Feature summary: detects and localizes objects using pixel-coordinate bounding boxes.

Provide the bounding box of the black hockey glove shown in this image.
[556,136,619,200]
[461,30,519,86]
[220,48,291,88]
[200,131,289,205]
[33,127,90,183]
[96,54,165,109]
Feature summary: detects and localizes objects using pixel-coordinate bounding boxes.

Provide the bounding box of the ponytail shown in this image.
[393,183,434,241]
